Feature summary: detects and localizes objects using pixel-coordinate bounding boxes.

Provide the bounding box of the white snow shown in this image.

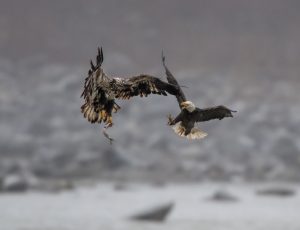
[0,183,299,230]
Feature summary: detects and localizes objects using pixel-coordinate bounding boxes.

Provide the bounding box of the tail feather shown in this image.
[187,127,208,139]
[81,103,113,125]
[81,103,98,123]
[172,122,207,140]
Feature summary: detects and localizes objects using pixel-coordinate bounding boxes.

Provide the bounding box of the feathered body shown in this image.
[170,102,234,139]
[162,54,236,139]
[81,48,180,128]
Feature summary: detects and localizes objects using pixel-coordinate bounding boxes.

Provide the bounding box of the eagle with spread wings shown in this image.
[81,47,180,141]
[162,53,237,139]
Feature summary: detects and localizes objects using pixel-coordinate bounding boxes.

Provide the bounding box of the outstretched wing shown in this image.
[114,75,179,100]
[161,52,187,108]
[194,106,235,122]
[81,47,104,103]
[81,47,120,124]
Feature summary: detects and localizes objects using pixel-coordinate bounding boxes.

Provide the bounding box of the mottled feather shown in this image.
[81,47,180,127]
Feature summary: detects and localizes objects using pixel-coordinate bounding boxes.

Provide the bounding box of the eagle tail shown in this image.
[81,103,113,125]
[172,122,207,140]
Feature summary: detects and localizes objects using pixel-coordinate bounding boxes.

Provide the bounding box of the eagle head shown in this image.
[181,101,196,112]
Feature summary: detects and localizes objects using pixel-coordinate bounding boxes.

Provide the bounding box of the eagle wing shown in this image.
[161,52,187,108]
[81,47,120,124]
[113,75,179,99]
[194,106,233,122]
[81,47,179,124]
[81,47,104,104]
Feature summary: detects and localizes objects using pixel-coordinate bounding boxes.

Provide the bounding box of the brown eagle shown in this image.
[81,48,180,141]
[162,53,236,139]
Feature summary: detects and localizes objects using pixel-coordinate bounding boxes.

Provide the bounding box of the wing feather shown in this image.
[161,52,187,108]
[194,106,233,122]
[114,75,179,100]
[81,47,119,124]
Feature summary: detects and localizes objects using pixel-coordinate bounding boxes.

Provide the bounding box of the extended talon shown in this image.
[106,116,113,127]
[167,114,174,125]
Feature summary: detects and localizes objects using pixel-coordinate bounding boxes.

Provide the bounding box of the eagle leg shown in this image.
[167,114,175,126]
[102,117,114,145]
[106,116,113,127]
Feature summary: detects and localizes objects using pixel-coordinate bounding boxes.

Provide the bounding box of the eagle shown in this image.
[81,47,180,141]
[162,53,237,139]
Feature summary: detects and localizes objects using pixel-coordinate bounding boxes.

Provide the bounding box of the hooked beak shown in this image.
[180,102,188,108]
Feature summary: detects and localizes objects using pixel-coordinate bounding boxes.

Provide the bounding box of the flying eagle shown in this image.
[81,47,180,141]
[162,53,236,140]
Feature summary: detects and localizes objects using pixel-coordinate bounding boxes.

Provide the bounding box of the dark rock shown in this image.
[130,202,174,222]
[113,183,129,191]
[206,189,239,202]
[256,187,296,197]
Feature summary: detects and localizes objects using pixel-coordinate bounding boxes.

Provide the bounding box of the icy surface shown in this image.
[0,183,300,230]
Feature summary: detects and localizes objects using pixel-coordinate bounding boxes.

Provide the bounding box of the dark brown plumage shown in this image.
[81,47,180,128]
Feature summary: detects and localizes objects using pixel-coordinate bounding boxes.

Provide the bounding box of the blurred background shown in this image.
[1,0,300,229]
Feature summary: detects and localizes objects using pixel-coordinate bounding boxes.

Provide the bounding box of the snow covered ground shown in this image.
[0,183,299,230]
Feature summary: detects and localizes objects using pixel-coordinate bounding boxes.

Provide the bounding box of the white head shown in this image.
[181,101,196,112]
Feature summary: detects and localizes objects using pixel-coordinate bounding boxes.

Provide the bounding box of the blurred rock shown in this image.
[206,189,239,202]
[130,202,174,222]
[113,183,129,191]
[256,187,296,197]
[1,174,31,193]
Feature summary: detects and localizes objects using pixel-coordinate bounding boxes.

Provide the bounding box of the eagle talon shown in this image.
[105,116,113,128]
[167,114,174,126]
[104,123,113,129]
